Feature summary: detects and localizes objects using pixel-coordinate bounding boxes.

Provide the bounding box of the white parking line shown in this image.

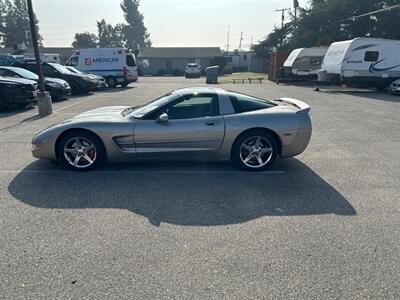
[0,170,285,175]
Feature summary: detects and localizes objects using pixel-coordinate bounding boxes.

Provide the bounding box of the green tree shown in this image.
[72,32,98,48]
[252,23,293,57]
[120,0,151,48]
[253,0,400,57]
[97,19,124,47]
[0,0,5,44]
[1,0,42,48]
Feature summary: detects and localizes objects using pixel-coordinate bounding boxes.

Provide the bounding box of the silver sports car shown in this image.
[32,87,312,171]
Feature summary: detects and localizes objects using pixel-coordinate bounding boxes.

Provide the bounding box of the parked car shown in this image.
[388,79,400,95]
[0,76,38,111]
[65,48,138,88]
[0,66,71,101]
[65,66,107,89]
[31,87,312,171]
[12,60,97,95]
[185,63,201,78]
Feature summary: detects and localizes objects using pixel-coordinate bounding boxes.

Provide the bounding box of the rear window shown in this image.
[126,55,136,67]
[188,64,198,68]
[229,93,276,113]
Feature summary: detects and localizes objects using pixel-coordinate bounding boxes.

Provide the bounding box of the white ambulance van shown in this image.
[66,48,138,88]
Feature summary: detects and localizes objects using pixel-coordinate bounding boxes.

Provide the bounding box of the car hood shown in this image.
[65,106,130,122]
[45,77,69,85]
[0,76,37,85]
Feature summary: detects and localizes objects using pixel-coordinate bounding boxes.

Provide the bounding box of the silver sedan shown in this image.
[32,87,312,171]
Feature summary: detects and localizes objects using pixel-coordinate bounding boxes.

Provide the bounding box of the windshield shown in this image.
[12,68,38,80]
[49,63,73,74]
[126,92,176,118]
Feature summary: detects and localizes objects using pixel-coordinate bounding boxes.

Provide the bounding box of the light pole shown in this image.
[26,0,52,116]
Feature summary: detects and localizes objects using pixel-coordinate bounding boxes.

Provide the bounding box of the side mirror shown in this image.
[157,112,169,123]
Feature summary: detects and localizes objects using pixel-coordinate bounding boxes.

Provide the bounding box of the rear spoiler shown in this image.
[275,97,311,114]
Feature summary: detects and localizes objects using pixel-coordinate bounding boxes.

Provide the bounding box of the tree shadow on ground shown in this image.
[8,158,356,226]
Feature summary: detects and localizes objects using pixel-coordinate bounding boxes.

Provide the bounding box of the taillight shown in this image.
[123,66,128,77]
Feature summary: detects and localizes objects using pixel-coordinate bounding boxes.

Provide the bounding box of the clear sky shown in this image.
[33,0,310,49]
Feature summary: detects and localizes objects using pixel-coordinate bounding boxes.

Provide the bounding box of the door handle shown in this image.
[205,120,218,126]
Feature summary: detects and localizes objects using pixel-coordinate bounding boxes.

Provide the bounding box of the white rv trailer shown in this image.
[283,47,328,77]
[318,38,400,88]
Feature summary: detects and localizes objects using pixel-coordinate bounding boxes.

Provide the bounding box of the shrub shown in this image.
[223,66,233,74]
[172,68,181,76]
[157,69,166,76]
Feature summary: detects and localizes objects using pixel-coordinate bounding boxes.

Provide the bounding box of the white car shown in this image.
[388,79,400,95]
[185,63,201,78]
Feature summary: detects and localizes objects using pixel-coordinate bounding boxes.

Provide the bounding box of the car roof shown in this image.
[174,87,226,96]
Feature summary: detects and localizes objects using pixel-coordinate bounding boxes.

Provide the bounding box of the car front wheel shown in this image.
[58,131,105,171]
[232,131,278,171]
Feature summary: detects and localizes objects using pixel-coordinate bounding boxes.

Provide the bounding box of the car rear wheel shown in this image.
[58,131,105,171]
[232,131,278,171]
[106,76,118,88]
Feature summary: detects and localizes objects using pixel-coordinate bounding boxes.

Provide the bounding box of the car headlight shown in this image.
[47,82,62,88]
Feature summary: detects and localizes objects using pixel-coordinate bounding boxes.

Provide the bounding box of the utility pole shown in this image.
[238,32,243,51]
[226,25,230,52]
[27,0,52,115]
[294,0,299,27]
[276,8,291,28]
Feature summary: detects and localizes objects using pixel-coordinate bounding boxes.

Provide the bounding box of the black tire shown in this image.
[106,76,118,88]
[70,82,82,95]
[120,83,129,88]
[232,130,278,171]
[58,130,105,171]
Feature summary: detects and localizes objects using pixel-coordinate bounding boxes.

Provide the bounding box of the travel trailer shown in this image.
[283,47,328,78]
[66,48,138,88]
[318,38,400,88]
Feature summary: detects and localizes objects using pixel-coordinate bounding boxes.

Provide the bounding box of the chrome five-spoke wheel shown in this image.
[59,130,104,171]
[63,137,97,169]
[233,131,278,171]
[239,136,273,169]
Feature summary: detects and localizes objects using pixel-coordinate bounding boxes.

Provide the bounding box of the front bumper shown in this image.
[81,81,98,92]
[48,86,71,99]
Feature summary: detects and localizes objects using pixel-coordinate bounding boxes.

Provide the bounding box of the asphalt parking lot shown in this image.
[1,77,399,299]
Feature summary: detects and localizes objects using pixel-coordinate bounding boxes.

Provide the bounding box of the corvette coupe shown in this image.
[32,87,312,171]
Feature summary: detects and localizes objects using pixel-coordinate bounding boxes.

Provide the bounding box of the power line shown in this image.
[338,3,400,23]
[275,8,291,28]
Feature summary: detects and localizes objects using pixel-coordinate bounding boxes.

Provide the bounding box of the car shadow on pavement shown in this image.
[8,158,356,226]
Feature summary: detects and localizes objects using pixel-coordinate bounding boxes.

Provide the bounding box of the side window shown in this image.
[23,63,38,74]
[66,56,78,67]
[5,69,18,77]
[163,94,219,120]
[311,57,322,67]
[364,51,379,62]
[0,69,7,76]
[42,64,58,77]
[229,93,275,113]
[126,55,136,67]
